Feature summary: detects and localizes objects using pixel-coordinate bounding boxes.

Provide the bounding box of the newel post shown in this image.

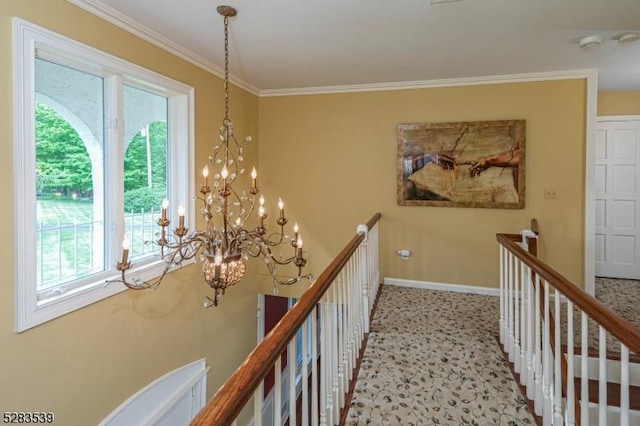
[357,224,370,334]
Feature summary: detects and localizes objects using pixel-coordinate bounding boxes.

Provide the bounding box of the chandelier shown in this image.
[114,5,311,307]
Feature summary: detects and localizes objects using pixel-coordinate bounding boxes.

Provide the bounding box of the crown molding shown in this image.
[65,1,598,99]
[258,69,599,97]
[66,0,260,96]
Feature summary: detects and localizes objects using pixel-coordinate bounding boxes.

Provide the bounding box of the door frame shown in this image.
[590,114,640,283]
[584,72,598,295]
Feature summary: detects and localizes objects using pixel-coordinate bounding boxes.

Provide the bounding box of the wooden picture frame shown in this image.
[397,120,525,209]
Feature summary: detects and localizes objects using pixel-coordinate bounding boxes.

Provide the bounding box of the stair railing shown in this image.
[191,213,381,426]
[497,231,640,426]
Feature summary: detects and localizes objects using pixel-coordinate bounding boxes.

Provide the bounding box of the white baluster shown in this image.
[508,251,515,361]
[326,290,335,426]
[311,307,319,426]
[331,284,340,425]
[374,225,377,294]
[319,298,327,426]
[515,257,522,373]
[358,225,370,334]
[526,267,535,396]
[565,300,575,426]
[500,245,505,345]
[534,273,543,416]
[302,316,309,426]
[342,263,350,395]
[254,381,264,426]
[275,357,282,426]
[346,264,354,385]
[543,280,552,426]
[289,337,297,426]
[519,259,527,384]
[553,289,564,425]
[336,276,345,410]
[580,312,589,426]
[356,250,364,346]
[598,326,607,426]
[355,250,363,356]
[621,344,630,426]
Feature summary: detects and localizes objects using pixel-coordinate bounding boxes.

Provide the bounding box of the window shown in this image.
[13,18,194,332]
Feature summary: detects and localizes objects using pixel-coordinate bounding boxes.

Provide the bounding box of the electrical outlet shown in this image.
[544,188,558,199]
[397,249,411,260]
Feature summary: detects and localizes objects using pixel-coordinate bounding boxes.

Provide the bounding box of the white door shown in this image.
[595,117,640,279]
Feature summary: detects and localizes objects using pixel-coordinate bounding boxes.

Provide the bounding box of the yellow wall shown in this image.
[259,80,587,288]
[598,90,640,116]
[0,1,259,425]
[0,1,596,423]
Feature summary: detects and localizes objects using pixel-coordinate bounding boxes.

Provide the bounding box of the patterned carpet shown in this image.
[595,277,640,329]
[345,279,640,426]
[345,285,534,426]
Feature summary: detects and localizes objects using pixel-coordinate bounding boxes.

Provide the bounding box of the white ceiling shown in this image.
[72,0,640,94]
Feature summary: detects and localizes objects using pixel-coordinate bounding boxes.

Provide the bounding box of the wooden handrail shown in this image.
[496,233,640,355]
[191,213,382,426]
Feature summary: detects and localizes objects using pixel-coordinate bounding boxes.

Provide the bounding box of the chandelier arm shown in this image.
[259,244,297,266]
[243,196,257,224]
[224,177,246,217]
[259,243,300,267]
[245,226,285,244]
[261,232,290,248]
[274,274,314,286]
[243,244,263,258]
[263,259,313,286]
[109,255,176,291]
[269,256,299,266]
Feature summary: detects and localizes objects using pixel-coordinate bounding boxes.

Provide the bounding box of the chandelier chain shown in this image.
[223,15,230,123]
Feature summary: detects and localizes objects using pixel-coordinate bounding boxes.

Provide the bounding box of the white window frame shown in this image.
[13,18,195,332]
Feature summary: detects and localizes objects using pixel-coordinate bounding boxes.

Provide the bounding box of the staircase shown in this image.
[497,227,640,426]
[570,349,640,425]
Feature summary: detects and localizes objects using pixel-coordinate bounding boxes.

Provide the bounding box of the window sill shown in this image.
[16,258,194,332]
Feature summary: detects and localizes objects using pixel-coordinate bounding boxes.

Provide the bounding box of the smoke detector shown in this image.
[579,35,602,49]
[618,32,640,44]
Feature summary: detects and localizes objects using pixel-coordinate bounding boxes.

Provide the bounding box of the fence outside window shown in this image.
[36,209,161,289]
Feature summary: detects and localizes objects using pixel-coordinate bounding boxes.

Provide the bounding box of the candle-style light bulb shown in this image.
[122,236,131,250]
[213,252,222,280]
[293,222,299,245]
[121,236,130,265]
[259,195,265,206]
[178,204,185,228]
[278,198,285,220]
[251,167,258,191]
[221,165,229,179]
[202,165,209,188]
[161,198,169,221]
[296,237,303,259]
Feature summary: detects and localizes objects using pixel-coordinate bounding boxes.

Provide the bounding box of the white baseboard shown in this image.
[383,277,500,297]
